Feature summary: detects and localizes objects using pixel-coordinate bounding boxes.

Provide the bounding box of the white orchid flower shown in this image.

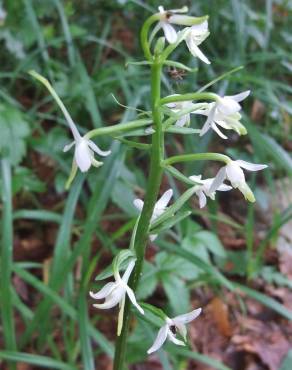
[189,175,232,208]
[63,119,111,173]
[195,91,250,138]
[166,97,207,127]
[148,308,202,354]
[29,71,111,174]
[210,160,268,202]
[134,189,173,241]
[90,259,144,314]
[154,6,198,44]
[185,20,210,64]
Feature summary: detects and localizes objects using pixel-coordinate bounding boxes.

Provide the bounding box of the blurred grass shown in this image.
[0,0,291,369]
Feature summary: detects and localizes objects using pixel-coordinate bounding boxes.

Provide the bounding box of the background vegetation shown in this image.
[0,0,291,369]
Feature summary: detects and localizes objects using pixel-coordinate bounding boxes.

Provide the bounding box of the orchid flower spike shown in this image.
[209,160,268,202]
[148,308,202,354]
[29,71,111,177]
[166,97,208,127]
[189,175,232,208]
[134,189,173,241]
[195,91,250,139]
[185,20,210,64]
[90,259,144,335]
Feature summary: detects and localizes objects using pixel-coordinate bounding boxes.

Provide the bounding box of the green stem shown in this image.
[160,92,218,106]
[163,153,230,166]
[0,159,17,370]
[85,119,152,140]
[113,61,163,370]
[140,14,160,61]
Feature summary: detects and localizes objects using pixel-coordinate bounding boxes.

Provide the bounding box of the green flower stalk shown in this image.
[29,5,268,370]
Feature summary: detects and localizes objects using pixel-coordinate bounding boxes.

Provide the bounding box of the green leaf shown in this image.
[194,230,227,258]
[163,60,198,72]
[0,104,30,165]
[169,347,231,370]
[234,283,292,320]
[137,261,158,300]
[162,274,189,314]
[159,241,234,291]
[165,127,201,135]
[150,210,191,234]
[11,166,46,195]
[0,351,76,370]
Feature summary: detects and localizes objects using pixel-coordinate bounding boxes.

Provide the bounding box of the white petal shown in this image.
[199,105,216,136]
[211,122,228,139]
[198,190,207,208]
[155,189,173,210]
[217,184,232,191]
[173,308,202,324]
[121,260,136,284]
[88,140,111,157]
[187,41,210,64]
[209,167,227,193]
[175,114,189,127]
[93,286,125,310]
[89,282,116,300]
[218,97,241,115]
[235,160,268,172]
[133,199,144,212]
[147,325,169,354]
[161,22,177,43]
[125,286,144,314]
[226,161,245,187]
[63,141,75,152]
[74,140,92,172]
[189,20,209,34]
[189,175,203,183]
[229,90,250,102]
[150,234,158,241]
[167,330,185,346]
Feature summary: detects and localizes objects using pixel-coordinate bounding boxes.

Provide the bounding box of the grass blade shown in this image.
[0,351,77,370]
[0,158,17,368]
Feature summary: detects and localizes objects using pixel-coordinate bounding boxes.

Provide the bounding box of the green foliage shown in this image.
[0,0,291,369]
[0,104,30,165]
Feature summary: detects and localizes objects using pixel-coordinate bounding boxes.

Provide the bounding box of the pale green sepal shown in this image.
[65,161,78,190]
[112,249,136,277]
[239,182,255,202]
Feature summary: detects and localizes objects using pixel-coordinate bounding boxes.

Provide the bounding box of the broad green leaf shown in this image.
[162,274,189,314]
[12,166,46,194]
[137,261,158,300]
[0,104,30,165]
[194,230,227,258]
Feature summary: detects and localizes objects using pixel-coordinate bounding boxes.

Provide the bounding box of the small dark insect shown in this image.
[167,67,187,81]
[169,325,177,335]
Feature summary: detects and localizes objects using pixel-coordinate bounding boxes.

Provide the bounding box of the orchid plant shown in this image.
[29,5,268,370]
